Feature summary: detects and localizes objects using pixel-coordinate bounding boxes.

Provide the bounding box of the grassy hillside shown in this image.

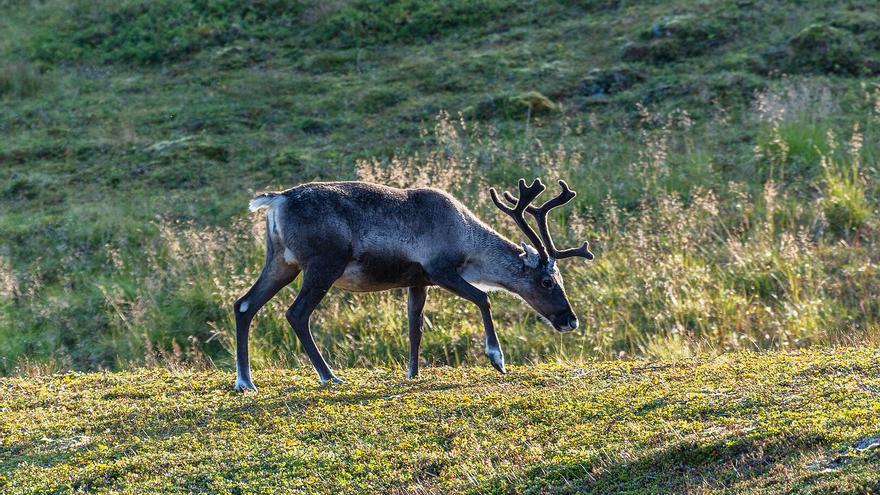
[2,347,879,494]
[1,0,880,374]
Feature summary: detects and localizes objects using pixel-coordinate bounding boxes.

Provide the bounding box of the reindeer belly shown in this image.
[335,253,431,292]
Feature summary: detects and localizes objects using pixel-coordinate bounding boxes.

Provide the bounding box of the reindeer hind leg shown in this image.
[234,241,299,392]
[286,258,348,384]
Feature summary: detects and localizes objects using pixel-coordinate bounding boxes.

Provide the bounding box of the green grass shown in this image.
[2,347,879,494]
[1,0,880,374]
[4,4,880,491]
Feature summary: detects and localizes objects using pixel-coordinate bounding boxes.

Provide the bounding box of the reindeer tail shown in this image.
[248,193,282,212]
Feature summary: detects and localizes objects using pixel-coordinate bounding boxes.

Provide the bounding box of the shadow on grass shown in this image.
[221,378,471,412]
[0,378,472,476]
[474,432,831,494]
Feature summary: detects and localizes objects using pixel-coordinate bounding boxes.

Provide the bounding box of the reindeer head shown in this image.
[490,178,594,333]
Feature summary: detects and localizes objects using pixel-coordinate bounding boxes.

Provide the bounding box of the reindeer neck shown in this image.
[466,225,524,291]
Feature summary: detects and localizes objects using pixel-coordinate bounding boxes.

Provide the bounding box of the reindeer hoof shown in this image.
[486,349,506,374]
[491,361,507,374]
[320,376,344,385]
[234,379,258,393]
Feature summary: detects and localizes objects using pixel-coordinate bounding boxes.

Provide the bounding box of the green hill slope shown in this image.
[2,347,879,494]
[1,1,880,374]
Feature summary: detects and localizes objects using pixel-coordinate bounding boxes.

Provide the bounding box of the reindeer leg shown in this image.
[287,260,347,384]
[427,268,506,374]
[407,286,428,378]
[233,244,299,392]
[483,318,505,374]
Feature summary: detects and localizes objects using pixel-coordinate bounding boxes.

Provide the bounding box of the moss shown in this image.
[1,348,879,493]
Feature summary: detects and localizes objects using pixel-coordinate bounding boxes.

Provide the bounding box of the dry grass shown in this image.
[26,91,867,376]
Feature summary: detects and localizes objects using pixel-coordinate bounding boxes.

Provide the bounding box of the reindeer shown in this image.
[233,178,593,390]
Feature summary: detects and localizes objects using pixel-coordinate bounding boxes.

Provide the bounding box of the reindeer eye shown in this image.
[541,277,554,289]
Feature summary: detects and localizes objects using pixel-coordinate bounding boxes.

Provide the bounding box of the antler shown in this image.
[503,179,594,260]
[489,178,549,260]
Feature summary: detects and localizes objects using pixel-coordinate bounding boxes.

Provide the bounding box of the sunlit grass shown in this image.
[3,92,880,375]
[2,347,879,494]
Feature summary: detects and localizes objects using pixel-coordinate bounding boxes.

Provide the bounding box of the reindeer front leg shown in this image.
[407,286,428,378]
[427,268,506,374]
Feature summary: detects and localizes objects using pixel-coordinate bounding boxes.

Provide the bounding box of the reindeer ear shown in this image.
[520,242,541,268]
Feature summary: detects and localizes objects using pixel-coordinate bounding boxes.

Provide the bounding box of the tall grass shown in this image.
[819,124,872,239]
[2,78,879,376]
[3,84,871,375]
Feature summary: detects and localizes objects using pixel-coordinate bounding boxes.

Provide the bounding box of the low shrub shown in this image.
[577,66,643,97]
[778,24,867,76]
[622,13,734,63]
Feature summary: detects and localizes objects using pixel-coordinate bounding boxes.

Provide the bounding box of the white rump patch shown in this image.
[248,194,287,243]
[239,301,249,313]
